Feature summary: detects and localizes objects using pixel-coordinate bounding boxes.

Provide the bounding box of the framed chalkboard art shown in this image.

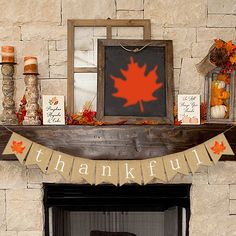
[97,39,174,124]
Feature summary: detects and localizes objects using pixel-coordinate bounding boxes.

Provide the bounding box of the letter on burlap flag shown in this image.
[2,132,32,164]
[47,151,74,181]
[163,153,189,181]
[119,161,142,186]
[204,133,234,164]
[141,158,167,184]
[95,161,119,185]
[71,157,95,184]
[25,142,53,172]
[184,144,212,173]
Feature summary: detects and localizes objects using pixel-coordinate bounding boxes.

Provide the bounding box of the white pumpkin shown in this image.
[211,105,227,119]
[215,80,225,89]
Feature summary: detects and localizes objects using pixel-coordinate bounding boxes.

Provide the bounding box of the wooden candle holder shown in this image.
[0,62,19,125]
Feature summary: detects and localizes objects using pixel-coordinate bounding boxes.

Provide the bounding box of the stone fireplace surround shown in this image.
[0,124,236,236]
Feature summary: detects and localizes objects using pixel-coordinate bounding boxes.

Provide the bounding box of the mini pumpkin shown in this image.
[190,117,199,124]
[182,116,191,123]
[215,80,225,89]
[210,105,227,119]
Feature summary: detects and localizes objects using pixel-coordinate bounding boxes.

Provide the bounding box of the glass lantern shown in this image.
[206,68,235,123]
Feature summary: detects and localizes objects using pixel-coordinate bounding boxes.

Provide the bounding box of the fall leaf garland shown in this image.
[210,39,236,74]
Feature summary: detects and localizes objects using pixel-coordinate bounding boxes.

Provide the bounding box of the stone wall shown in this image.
[0,0,236,235]
[0,0,235,114]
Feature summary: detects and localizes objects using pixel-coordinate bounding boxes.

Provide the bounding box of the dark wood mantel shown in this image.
[0,124,235,161]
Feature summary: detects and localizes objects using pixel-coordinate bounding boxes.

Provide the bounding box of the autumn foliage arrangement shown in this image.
[210,39,236,74]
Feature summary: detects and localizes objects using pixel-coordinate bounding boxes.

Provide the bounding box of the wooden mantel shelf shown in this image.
[0,124,235,161]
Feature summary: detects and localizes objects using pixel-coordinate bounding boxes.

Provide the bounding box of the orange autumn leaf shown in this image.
[214,39,225,49]
[111,57,163,113]
[11,140,25,154]
[210,141,226,155]
[230,55,236,65]
[225,40,236,55]
[136,120,159,125]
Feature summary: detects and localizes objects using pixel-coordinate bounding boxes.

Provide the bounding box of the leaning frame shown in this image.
[97,39,174,124]
[67,19,151,114]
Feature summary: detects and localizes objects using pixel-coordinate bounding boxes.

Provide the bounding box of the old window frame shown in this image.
[67,19,151,114]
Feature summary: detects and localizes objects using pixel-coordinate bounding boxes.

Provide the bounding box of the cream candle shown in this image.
[1,46,15,63]
[24,56,38,74]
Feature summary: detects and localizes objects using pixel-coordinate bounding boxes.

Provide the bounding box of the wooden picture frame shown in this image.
[206,68,235,123]
[97,39,174,124]
[67,19,151,114]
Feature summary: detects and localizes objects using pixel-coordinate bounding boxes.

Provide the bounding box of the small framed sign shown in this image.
[178,94,200,125]
[42,95,65,125]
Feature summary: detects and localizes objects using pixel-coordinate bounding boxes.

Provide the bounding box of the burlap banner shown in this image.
[25,142,52,172]
[95,161,119,185]
[184,144,212,173]
[3,132,32,164]
[163,152,189,181]
[204,133,234,164]
[47,151,74,181]
[141,157,166,184]
[119,161,142,185]
[2,131,235,185]
[71,157,95,184]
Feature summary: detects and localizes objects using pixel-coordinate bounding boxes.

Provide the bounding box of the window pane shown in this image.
[74,73,97,112]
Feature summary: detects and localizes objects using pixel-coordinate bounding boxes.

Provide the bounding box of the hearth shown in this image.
[44,184,190,236]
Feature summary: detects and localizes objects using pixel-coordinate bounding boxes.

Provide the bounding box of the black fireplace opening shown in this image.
[44,184,191,236]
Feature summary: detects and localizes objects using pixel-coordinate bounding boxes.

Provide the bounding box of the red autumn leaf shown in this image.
[11,140,25,154]
[210,141,226,155]
[174,119,182,126]
[111,57,163,112]
[82,109,97,122]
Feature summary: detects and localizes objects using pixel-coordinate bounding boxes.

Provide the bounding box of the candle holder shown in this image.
[0,62,19,125]
[22,73,41,125]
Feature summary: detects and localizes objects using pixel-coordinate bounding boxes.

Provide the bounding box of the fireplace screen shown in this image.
[44,184,190,236]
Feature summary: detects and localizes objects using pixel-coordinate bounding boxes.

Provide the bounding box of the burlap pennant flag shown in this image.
[71,157,95,184]
[163,152,189,181]
[25,142,53,172]
[141,157,166,184]
[204,133,234,164]
[184,144,212,173]
[47,151,74,180]
[95,161,119,185]
[2,132,32,164]
[119,160,142,186]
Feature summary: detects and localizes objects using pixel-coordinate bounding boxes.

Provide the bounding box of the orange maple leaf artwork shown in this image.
[111,57,163,112]
[11,140,25,154]
[210,141,226,155]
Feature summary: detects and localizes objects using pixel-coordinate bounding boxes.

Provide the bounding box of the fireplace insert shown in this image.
[44,184,190,236]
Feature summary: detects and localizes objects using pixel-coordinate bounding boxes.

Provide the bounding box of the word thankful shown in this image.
[3,132,234,185]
